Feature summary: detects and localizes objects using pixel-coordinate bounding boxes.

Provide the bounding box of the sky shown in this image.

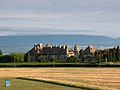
[0,0,120,38]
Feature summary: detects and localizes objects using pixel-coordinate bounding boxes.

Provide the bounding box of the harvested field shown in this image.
[0,68,120,90]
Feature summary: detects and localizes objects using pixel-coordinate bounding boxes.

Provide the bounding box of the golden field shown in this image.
[0,68,120,90]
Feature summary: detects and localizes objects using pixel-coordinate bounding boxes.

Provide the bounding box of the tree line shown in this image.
[79,46,120,63]
[0,50,24,62]
[66,46,120,63]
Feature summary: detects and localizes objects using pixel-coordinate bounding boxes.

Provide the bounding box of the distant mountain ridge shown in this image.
[0,35,119,45]
[0,35,119,53]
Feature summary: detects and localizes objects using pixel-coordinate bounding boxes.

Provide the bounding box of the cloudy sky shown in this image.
[0,0,120,38]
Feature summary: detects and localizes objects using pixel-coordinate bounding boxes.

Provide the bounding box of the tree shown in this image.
[36,55,47,62]
[24,52,31,62]
[102,53,107,62]
[116,46,120,62]
[79,49,84,62]
[98,50,102,63]
[0,55,4,62]
[0,50,3,56]
[9,53,24,62]
[24,53,28,62]
[36,55,42,62]
[67,56,79,63]
[3,55,13,62]
[50,55,58,62]
[109,52,112,62]
[27,52,30,62]
[107,51,110,62]
[107,50,112,62]
[113,47,116,62]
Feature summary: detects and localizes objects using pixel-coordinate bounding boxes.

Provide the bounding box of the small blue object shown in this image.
[5,80,10,87]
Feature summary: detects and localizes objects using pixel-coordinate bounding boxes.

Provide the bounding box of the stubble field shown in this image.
[0,68,120,90]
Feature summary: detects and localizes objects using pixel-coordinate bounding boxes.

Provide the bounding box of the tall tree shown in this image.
[107,51,110,62]
[116,46,120,62]
[110,52,112,62]
[95,51,99,60]
[27,52,30,62]
[79,49,84,62]
[113,47,116,62]
[98,49,102,63]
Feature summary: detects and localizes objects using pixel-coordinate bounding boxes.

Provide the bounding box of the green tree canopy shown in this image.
[9,53,24,62]
[79,49,84,62]
[116,46,120,62]
[0,50,3,55]
[67,56,79,63]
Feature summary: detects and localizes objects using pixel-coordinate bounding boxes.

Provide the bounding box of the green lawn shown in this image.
[0,78,81,90]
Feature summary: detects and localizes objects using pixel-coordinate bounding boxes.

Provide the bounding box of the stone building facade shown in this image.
[27,43,75,62]
[26,43,98,62]
[83,45,97,62]
[84,45,97,56]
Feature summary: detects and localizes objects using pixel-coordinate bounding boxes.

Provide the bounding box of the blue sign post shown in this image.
[5,80,10,87]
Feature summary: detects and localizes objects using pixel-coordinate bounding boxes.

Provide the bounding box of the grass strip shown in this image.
[16,77,101,90]
[1,62,120,67]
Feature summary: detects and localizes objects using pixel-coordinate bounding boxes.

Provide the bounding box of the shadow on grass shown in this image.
[16,77,100,90]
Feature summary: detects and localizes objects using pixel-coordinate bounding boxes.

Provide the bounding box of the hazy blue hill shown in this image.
[0,35,119,53]
[0,35,118,45]
[118,38,120,43]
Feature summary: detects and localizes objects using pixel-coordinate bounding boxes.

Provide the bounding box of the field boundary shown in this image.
[16,77,100,90]
[0,62,120,67]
